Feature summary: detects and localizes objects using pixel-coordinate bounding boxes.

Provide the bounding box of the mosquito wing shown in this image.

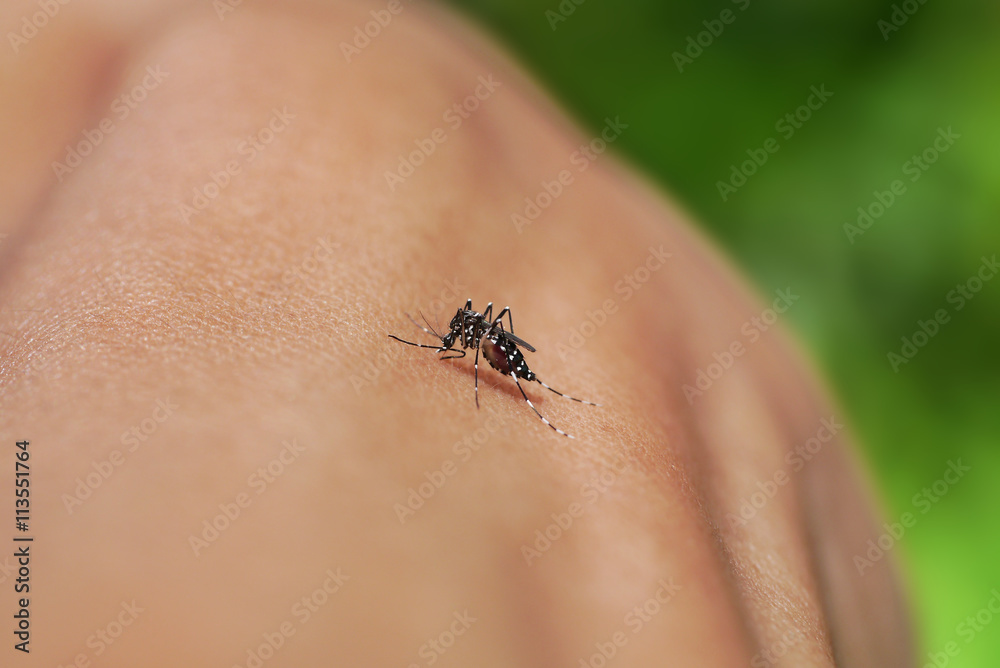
[504,331,536,353]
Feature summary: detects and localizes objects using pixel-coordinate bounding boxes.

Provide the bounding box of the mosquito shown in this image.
[388,299,599,438]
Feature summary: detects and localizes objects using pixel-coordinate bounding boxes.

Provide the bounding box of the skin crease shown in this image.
[0,1,914,666]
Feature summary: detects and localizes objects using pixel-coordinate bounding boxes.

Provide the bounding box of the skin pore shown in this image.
[0,1,912,665]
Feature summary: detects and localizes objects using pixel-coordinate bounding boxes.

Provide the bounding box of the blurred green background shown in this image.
[447,0,999,664]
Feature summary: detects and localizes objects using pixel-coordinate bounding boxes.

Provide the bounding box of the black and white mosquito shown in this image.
[388,299,599,438]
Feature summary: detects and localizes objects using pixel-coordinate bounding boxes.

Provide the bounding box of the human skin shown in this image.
[0,1,912,666]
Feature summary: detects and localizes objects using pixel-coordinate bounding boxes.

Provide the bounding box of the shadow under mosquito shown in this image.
[438,357,551,406]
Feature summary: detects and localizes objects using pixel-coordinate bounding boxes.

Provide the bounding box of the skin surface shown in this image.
[0,1,913,666]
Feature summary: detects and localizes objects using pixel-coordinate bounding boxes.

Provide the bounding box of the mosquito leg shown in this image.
[481,302,493,350]
[474,341,481,409]
[491,306,536,350]
[388,334,446,351]
[498,324,573,438]
[534,378,601,406]
[493,305,513,335]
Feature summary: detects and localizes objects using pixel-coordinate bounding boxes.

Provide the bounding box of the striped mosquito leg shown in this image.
[499,339,574,438]
[534,379,601,406]
[388,334,444,351]
[474,341,481,409]
[499,306,515,336]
